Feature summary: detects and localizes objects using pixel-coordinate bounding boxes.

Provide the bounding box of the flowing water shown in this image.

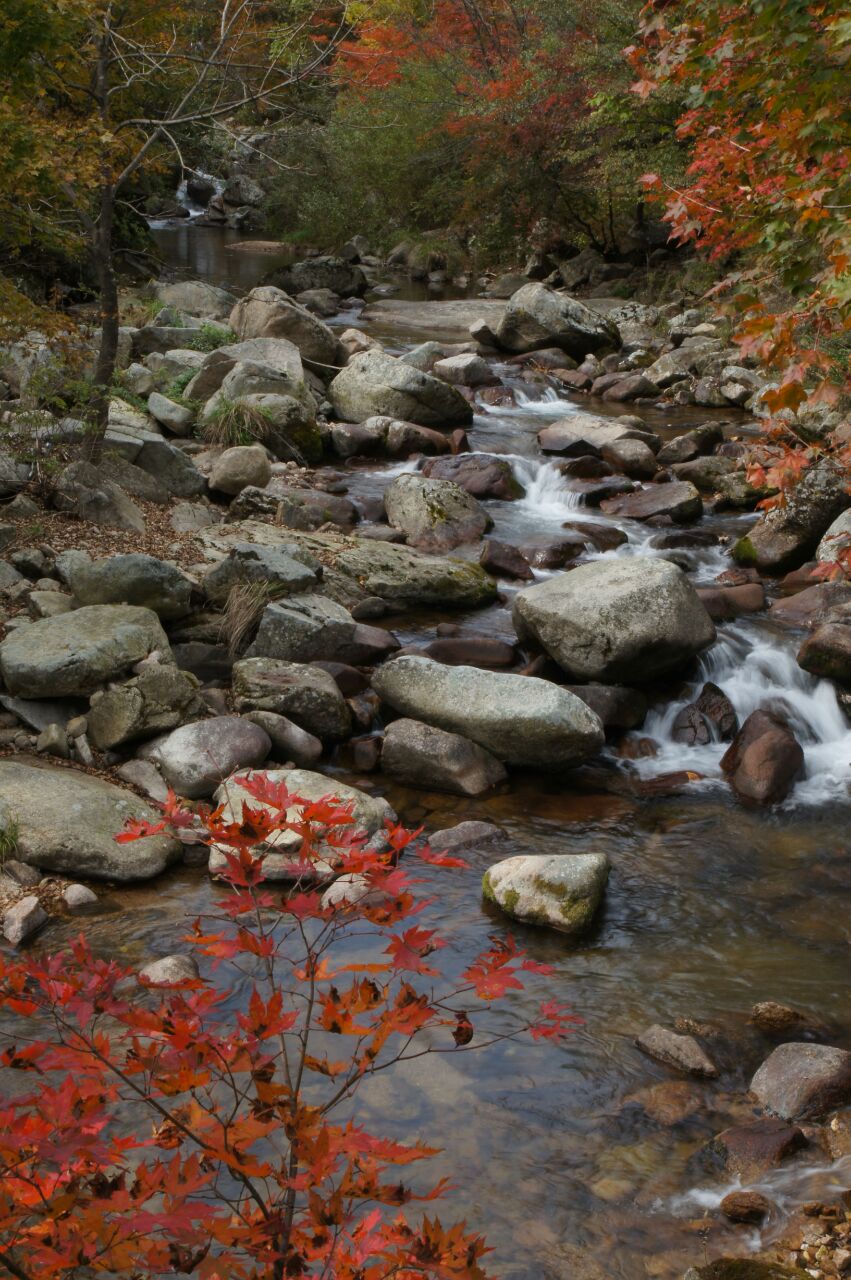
[69,232,851,1276]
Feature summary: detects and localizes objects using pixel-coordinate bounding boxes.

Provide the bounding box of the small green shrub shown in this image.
[201,396,275,447]
[189,323,235,353]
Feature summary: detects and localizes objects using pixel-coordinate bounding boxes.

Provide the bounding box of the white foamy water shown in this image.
[480,386,580,419]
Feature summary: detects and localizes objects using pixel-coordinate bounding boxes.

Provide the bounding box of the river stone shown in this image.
[708,1118,807,1180]
[432,353,498,386]
[494,284,618,356]
[733,458,850,572]
[208,766,393,880]
[232,657,352,739]
[797,622,851,682]
[372,655,604,767]
[383,473,492,552]
[329,349,473,427]
[229,286,343,372]
[155,280,236,320]
[422,453,523,500]
[750,1042,851,1119]
[538,414,657,458]
[0,605,171,697]
[267,256,368,299]
[635,1024,719,1078]
[600,480,703,523]
[428,820,505,852]
[382,718,507,796]
[720,709,804,806]
[202,541,320,604]
[209,444,272,495]
[482,852,609,934]
[140,716,272,798]
[87,665,207,750]
[65,553,192,620]
[684,1261,808,1280]
[0,757,180,879]
[247,595,371,664]
[513,559,716,683]
[671,682,738,746]
[656,424,723,466]
[139,953,201,985]
[816,508,851,564]
[2,895,47,946]
[147,391,193,436]
[243,711,322,766]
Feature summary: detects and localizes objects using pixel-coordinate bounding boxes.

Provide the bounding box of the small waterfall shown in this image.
[480,386,580,420]
[175,171,225,218]
[509,454,585,516]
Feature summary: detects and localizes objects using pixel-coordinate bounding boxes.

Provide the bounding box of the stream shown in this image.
[89,228,851,1277]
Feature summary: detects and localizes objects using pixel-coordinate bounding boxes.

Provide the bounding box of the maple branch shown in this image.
[0,1249,34,1280]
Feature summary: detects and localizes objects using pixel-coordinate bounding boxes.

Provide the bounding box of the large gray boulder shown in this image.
[383,473,492,552]
[229,286,343,373]
[733,459,850,573]
[155,280,236,320]
[538,414,658,457]
[88,665,206,750]
[750,1043,851,1120]
[372,656,604,767]
[208,445,271,496]
[232,657,352,739]
[494,284,618,357]
[65,553,192,620]
[382,718,507,796]
[513,559,716,682]
[208,766,393,880]
[202,542,320,605]
[247,595,398,665]
[0,605,172,697]
[483,852,610,934]
[140,716,272,799]
[330,350,473,427]
[266,256,368,298]
[0,757,180,880]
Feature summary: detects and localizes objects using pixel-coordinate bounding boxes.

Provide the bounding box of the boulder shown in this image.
[372,655,604,768]
[720,710,804,806]
[209,444,272,495]
[87,665,207,750]
[246,594,398,665]
[202,542,320,605]
[733,460,850,572]
[601,438,658,479]
[243,711,322,766]
[671,682,738,745]
[708,1118,807,1180]
[564,683,647,731]
[421,454,522,500]
[155,280,236,320]
[0,450,30,497]
[65,553,192,620]
[232,657,352,739]
[228,286,343,372]
[3,895,47,946]
[418,636,516,669]
[482,852,609,934]
[768,580,851,629]
[432,353,498,386]
[513,559,716,682]
[719,1192,771,1225]
[382,718,507,796]
[600,481,703,523]
[816,509,851,564]
[147,392,194,436]
[383,474,492,552]
[52,461,145,533]
[266,256,368,299]
[140,716,272,799]
[494,284,618,356]
[538,414,658,458]
[230,485,358,531]
[696,583,766,621]
[656,424,724,466]
[329,350,473,427]
[750,1043,851,1120]
[139,954,201,985]
[635,1025,719,1078]
[0,757,180,879]
[0,605,171,697]
[208,766,393,881]
[797,622,851,682]
[480,538,535,581]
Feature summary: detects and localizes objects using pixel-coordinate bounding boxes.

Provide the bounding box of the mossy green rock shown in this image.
[483,853,609,934]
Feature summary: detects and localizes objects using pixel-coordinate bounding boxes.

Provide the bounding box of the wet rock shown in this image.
[564,684,647,731]
[539,413,657,458]
[494,283,618,357]
[622,1080,707,1125]
[797,622,851,682]
[482,852,609,934]
[421,453,522,500]
[768,581,851,629]
[139,954,200,986]
[384,419,453,457]
[601,438,658,479]
[373,655,604,767]
[697,584,766,621]
[671,682,738,746]
[382,718,507,796]
[2,895,47,946]
[635,1024,719,1078]
[52,461,146,533]
[519,533,585,569]
[719,1192,772,1225]
[243,710,322,766]
[720,710,804,806]
[0,757,180,879]
[312,662,370,696]
[708,1118,807,1179]
[383,473,491,552]
[209,767,392,880]
[208,444,272,495]
[733,459,850,572]
[64,553,192,620]
[480,538,535,581]
[87,666,207,750]
[0,605,171,698]
[750,1002,828,1042]
[750,1043,851,1120]
[600,480,703,524]
[559,456,614,479]
[139,715,272,799]
[671,456,739,493]
[428,820,505,852]
[418,636,516,669]
[513,558,715,683]
[232,657,352,740]
[330,349,473,427]
[656,424,723,466]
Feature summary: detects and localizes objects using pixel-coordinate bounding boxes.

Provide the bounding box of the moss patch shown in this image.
[731,534,758,566]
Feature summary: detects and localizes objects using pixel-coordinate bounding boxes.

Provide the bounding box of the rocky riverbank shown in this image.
[0,262,849,1277]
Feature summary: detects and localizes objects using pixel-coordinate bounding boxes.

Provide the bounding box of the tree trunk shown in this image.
[87,185,118,465]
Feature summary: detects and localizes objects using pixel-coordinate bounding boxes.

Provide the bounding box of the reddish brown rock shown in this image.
[420,637,517,669]
[562,520,627,552]
[709,1117,807,1179]
[697,584,766,621]
[480,539,534,581]
[768,581,851,629]
[719,1191,772,1224]
[672,681,738,745]
[558,456,614,479]
[519,534,585,569]
[720,709,804,806]
[797,623,851,683]
[600,480,703,524]
[567,475,638,505]
[715,566,761,587]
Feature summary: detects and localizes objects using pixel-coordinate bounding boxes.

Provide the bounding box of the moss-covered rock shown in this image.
[482,853,609,934]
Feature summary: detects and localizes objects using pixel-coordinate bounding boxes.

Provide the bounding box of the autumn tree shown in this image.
[0,0,349,451]
[0,773,576,1278]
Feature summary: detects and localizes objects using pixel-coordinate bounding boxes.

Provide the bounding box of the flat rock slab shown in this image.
[361,299,507,342]
[0,757,181,880]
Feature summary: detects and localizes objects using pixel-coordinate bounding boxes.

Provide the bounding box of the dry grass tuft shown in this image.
[220,582,272,657]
